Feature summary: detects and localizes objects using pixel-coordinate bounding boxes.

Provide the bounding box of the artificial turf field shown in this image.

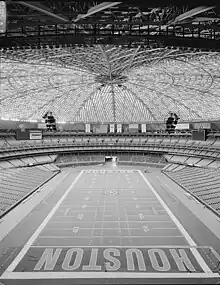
[0,168,219,285]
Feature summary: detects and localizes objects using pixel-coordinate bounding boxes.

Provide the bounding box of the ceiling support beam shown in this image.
[74,2,122,22]
[110,84,116,122]
[129,81,203,119]
[171,6,215,24]
[15,1,69,23]
[98,45,112,79]
[124,85,157,121]
[98,46,117,122]
[74,86,99,120]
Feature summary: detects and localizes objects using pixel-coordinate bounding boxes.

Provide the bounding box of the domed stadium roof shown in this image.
[1,45,220,123]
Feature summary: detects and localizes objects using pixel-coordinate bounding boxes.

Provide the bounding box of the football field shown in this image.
[0,169,219,284]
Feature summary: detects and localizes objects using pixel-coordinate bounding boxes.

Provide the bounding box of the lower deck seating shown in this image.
[117,155,132,162]
[76,156,91,162]
[90,156,105,162]
[56,154,166,165]
[0,155,58,169]
[164,155,220,169]
[131,155,166,164]
[55,154,105,164]
[163,165,220,215]
[0,166,59,217]
[35,164,60,172]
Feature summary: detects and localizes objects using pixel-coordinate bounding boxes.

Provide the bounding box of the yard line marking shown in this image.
[55,213,170,218]
[1,272,219,279]
[29,245,204,248]
[43,227,178,230]
[37,235,185,238]
[49,220,175,223]
[4,171,84,273]
[138,170,212,274]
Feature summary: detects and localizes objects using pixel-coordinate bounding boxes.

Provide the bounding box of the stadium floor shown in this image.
[0,164,220,285]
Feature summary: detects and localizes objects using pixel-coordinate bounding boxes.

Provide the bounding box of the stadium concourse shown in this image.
[0,161,220,285]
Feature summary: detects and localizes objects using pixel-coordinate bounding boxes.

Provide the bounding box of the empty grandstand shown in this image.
[0,1,220,285]
[163,166,220,214]
[0,165,59,217]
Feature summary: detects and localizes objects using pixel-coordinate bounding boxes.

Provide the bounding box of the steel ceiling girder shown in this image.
[15,1,69,23]
[123,85,157,121]
[74,2,122,22]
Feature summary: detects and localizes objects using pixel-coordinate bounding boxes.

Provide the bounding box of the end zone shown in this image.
[0,246,219,281]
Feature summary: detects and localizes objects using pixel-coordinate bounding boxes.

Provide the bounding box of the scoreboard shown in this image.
[0,1,6,33]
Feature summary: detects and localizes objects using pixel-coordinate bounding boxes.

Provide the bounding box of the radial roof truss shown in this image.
[0,45,220,122]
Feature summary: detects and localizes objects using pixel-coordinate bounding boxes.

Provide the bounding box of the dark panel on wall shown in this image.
[16,130,30,140]
[192,130,206,141]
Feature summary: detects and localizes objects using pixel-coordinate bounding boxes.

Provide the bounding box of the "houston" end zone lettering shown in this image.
[29,247,203,273]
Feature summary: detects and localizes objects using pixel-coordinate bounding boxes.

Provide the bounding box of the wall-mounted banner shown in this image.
[141,124,146,133]
[117,124,122,133]
[29,131,42,140]
[110,124,115,133]
[85,124,91,133]
[175,123,190,130]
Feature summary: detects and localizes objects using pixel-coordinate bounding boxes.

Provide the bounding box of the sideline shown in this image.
[2,171,83,273]
[138,170,212,274]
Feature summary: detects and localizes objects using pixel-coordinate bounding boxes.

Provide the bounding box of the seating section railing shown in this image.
[163,166,220,216]
[0,165,60,218]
